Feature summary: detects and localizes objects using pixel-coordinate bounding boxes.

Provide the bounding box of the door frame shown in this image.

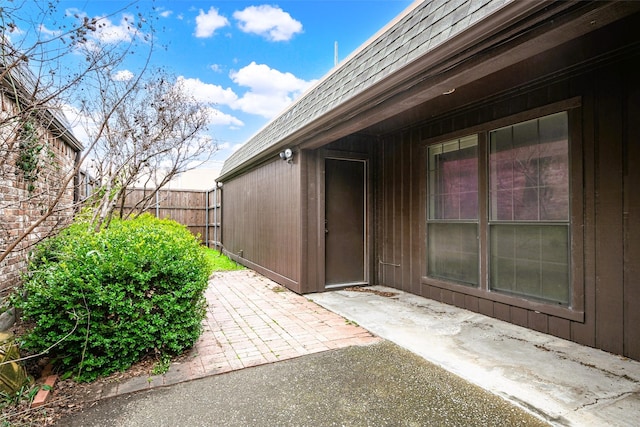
[319,150,372,290]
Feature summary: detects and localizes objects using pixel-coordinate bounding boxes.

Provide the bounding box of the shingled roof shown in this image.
[1,39,84,152]
[219,0,514,179]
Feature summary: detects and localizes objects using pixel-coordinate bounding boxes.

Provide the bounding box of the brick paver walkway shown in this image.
[95,270,380,398]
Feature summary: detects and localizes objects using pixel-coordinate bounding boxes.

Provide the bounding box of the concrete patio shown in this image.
[309,285,640,427]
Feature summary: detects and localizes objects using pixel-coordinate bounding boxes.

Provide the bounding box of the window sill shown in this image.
[421,276,584,323]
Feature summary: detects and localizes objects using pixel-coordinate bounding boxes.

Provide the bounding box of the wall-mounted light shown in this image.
[279,148,294,163]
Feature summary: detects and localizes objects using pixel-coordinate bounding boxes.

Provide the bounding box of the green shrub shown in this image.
[14,214,210,382]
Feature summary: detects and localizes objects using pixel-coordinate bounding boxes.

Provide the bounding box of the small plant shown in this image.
[151,354,172,376]
[15,120,53,193]
[0,381,45,410]
[13,214,210,382]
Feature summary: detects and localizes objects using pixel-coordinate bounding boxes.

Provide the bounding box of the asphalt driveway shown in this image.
[57,341,547,427]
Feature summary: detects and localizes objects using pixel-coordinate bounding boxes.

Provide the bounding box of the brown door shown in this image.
[325,158,367,288]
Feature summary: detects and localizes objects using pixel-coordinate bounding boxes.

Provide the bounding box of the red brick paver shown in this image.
[95,270,379,398]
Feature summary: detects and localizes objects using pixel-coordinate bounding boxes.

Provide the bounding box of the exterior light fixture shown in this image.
[279,148,294,163]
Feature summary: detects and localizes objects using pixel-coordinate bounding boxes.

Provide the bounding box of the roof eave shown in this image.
[218,0,637,182]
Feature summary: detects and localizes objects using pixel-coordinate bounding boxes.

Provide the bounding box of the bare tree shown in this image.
[81,71,217,230]
[0,1,155,289]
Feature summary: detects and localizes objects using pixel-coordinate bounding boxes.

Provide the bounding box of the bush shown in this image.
[13,214,210,382]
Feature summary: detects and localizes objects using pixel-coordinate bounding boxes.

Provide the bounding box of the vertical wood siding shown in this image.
[222,158,301,289]
[624,66,640,360]
[374,58,640,360]
[376,130,424,293]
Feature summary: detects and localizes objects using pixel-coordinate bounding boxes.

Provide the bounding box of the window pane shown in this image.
[489,112,569,221]
[428,223,479,286]
[490,224,569,304]
[428,137,478,220]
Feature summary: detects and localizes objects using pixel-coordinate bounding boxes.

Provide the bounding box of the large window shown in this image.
[427,136,479,286]
[426,112,571,305]
[489,112,570,304]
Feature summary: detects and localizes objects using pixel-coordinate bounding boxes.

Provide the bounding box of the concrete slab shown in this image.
[308,286,640,427]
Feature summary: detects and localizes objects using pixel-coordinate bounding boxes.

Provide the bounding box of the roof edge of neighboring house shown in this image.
[47,110,84,152]
[217,0,549,182]
[1,44,84,153]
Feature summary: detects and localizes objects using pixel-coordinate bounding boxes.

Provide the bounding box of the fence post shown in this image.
[214,186,218,249]
[205,188,210,248]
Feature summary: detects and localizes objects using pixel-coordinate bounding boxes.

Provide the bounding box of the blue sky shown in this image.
[13,0,413,176]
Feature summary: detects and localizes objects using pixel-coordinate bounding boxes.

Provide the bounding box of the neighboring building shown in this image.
[0,54,83,293]
[217,0,640,361]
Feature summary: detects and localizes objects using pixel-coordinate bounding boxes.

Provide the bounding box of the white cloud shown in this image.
[209,64,223,73]
[233,5,302,42]
[195,7,229,38]
[231,62,311,94]
[61,103,93,147]
[92,13,141,44]
[38,24,61,38]
[175,77,244,128]
[229,62,316,118]
[233,92,288,119]
[159,10,173,18]
[112,69,134,81]
[64,9,145,45]
[176,76,238,107]
[205,107,244,127]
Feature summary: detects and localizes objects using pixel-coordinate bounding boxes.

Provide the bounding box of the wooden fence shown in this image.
[121,187,221,248]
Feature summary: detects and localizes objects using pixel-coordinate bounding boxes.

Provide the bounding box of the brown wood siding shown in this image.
[594,69,625,355]
[571,73,597,348]
[301,149,319,293]
[222,157,301,290]
[374,54,640,360]
[377,130,424,293]
[623,64,640,360]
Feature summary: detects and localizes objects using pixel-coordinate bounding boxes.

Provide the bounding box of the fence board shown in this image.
[121,187,221,248]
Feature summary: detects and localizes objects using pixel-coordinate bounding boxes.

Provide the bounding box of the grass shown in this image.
[202,247,244,273]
